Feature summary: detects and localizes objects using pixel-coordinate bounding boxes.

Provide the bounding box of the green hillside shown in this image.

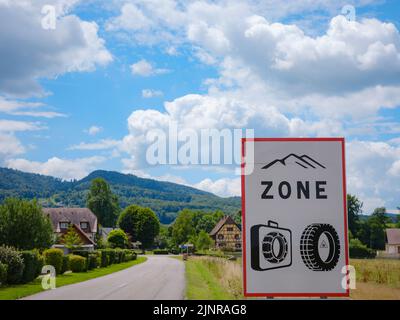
[0,168,241,224]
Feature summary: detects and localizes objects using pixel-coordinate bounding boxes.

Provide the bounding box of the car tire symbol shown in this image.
[262,232,288,264]
[300,223,340,271]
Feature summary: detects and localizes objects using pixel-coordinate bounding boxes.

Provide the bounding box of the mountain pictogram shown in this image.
[262,154,326,170]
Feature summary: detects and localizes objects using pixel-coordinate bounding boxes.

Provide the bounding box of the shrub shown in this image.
[115,249,126,263]
[349,239,376,259]
[0,245,24,284]
[153,249,169,255]
[20,250,43,283]
[0,263,7,286]
[71,250,89,259]
[98,250,109,267]
[123,249,136,261]
[105,249,116,264]
[61,255,70,274]
[43,248,64,275]
[107,229,129,249]
[87,252,99,270]
[69,255,87,272]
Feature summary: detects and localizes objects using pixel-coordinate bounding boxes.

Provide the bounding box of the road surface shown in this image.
[23,256,185,300]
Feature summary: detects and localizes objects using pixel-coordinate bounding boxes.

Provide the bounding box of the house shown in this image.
[385,228,400,257]
[209,215,241,251]
[43,208,98,253]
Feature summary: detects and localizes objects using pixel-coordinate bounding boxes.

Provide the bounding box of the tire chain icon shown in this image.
[251,221,340,272]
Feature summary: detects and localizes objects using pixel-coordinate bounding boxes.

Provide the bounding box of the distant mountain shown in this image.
[262,154,326,170]
[0,168,241,224]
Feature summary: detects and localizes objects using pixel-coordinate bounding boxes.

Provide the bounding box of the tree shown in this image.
[195,230,214,251]
[107,229,129,248]
[347,194,362,235]
[0,198,53,250]
[171,209,196,246]
[86,178,120,227]
[62,226,83,250]
[118,205,160,249]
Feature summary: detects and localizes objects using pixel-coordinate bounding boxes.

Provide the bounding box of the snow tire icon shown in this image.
[300,223,340,271]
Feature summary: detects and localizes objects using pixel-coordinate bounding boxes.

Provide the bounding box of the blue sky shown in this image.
[0,0,399,213]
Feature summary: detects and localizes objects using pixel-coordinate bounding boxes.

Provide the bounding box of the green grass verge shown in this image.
[185,257,237,300]
[0,257,147,300]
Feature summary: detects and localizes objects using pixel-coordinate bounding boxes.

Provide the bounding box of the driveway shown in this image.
[23,256,185,300]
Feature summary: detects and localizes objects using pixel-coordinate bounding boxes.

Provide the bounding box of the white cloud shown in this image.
[69,139,120,151]
[0,96,66,118]
[142,89,163,98]
[6,156,106,180]
[130,59,169,77]
[194,177,241,197]
[106,3,152,31]
[0,120,43,132]
[0,1,112,98]
[0,134,25,157]
[86,125,103,136]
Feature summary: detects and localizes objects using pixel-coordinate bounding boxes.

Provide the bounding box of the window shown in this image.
[218,234,224,240]
[235,234,240,240]
[235,243,241,248]
[80,222,88,229]
[60,222,69,229]
[227,227,233,232]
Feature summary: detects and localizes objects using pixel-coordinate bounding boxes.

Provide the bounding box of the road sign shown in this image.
[241,138,349,297]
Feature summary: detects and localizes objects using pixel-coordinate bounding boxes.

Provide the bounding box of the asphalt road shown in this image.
[23,256,185,300]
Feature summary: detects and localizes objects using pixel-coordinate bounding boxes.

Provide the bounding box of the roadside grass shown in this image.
[351,258,400,288]
[0,256,147,300]
[185,256,242,300]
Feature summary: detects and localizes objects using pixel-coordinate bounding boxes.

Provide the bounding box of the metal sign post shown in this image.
[241,138,349,298]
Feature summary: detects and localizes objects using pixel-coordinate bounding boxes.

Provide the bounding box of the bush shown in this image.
[115,249,126,263]
[0,263,7,286]
[20,250,43,283]
[87,252,99,270]
[69,255,87,273]
[123,249,136,262]
[107,229,129,249]
[0,245,24,284]
[98,250,109,268]
[71,250,89,259]
[105,249,117,264]
[43,248,64,275]
[153,249,169,255]
[349,239,376,259]
[61,255,70,274]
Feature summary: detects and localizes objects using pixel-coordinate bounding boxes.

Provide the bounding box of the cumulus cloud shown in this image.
[0,134,25,158]
[6,156,106,180]
[130,59,169,77]
[86,125,102,136]
[194,177,241,197]
[0,0,112,98]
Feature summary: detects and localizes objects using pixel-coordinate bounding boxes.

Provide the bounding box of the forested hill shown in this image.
[0,168,241,224]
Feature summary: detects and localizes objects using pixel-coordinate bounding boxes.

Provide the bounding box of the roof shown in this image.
[65,224,95,245]
[209,215,241,236]
[43,208,98,233]
[386,228,400,245]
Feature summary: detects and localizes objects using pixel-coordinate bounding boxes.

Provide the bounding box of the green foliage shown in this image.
[62,226,83,250]
[0,262,7,286]
[61,255,70,274]
[0,245,24,284]
[86,178,120,227]
[153,249,169,255]
[107,229,129,249]
[69,255,87,272]
[118,205,160,249]
[20,250,43,283]
[87,252,99,270]
[172,209,196,246]
[347,194,362,236]
[195,230,214,251]
[0,198,53,250]
[349,238,376,258]
[43,248,64,275]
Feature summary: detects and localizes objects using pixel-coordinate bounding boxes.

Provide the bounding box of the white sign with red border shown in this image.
[241,138,349,297]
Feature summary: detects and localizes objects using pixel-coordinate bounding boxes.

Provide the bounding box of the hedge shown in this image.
[0,262,7,286]
[43,248,64,275]
[98,250,109,268]
[71,250,89,259]
[61,255,71,274]
[349,239,376,258]
[153,249,169,255]
[87,252,99,270]
[0,245,24,284]
[20,250,43,283]
[69,255,87,273]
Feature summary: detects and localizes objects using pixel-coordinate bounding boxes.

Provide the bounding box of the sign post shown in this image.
[241,138,349,297]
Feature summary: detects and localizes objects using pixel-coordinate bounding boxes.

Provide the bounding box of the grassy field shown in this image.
[0,256,147,300]
[183,256,400,300]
